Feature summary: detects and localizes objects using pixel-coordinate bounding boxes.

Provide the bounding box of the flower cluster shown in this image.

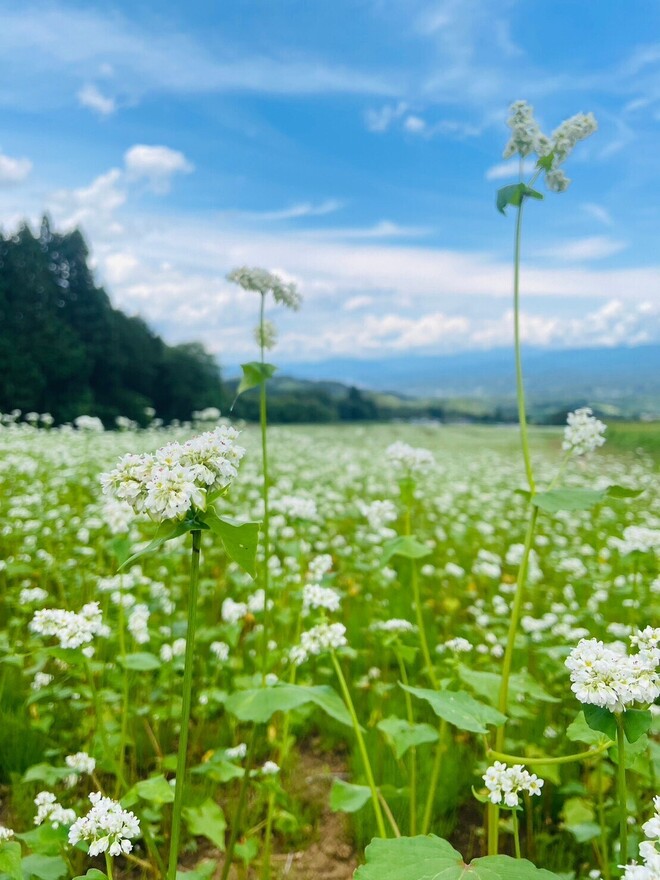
[30,602,108,650]
[385,441,435,474]
[227,266,302,310]
[100,426,245,523]
[482,761,544,807]
[562,407,607,456]
[622,796,660,879]
[0,826,15,842]
[289,622,347,665]
[34,791,76,828]
[302,583,341,615]
[68,792,140,858]
[565,630,660,713]
[503,100,597,192]
[65,752,96,776]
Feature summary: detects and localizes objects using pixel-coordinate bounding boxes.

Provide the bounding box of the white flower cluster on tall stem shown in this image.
[622,796,660,879]
[34,791,76,828]
[566,629,660,713]
[562,407,607,455]
[227,266,302,310]
[30,602,109,649]
[65,752,96,776]
[0,826,14,842]
[482,761,544,807]
[289,622,347,665]
[302,583,341,615]
[68,792,140,858]
[503,100,597,192]
[385,441,434,474]
[100,426,245,523]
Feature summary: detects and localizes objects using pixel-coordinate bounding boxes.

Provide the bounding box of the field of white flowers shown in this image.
[0,416,657,880]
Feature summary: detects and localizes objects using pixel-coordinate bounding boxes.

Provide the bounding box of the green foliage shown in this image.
[330,779,371,813]
[0,842,23,880]
[533,485,642,513]
[182,799,227,850]
[225,683,352,727]
[205,512,260,578]
[355,835,563,880]
[401,684,507,733]
[497,183,544,215]
[0,218,225,423]
[377,717,438,759]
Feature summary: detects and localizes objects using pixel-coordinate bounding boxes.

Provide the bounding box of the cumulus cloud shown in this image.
[0,151,32,186]
[77,84,116,116]
[533,236,627,262]
[485,159,536,181]
[124,145,194,193]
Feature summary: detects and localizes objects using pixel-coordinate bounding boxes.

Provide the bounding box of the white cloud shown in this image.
[581,203,613,227]
[485,159,536,181]
[404,114,427,133]
[50,168,126,233]
[365,102,408,133]
[77,83,116,116]
[534,236,627,262]
[343,295,375,311]
[0,7,397,110]
[236,199,344,222]
[304,220,430,240]
[124,145,194,194]
[0,152,32,185]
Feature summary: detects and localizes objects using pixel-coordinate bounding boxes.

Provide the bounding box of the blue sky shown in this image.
[1,0,660,365]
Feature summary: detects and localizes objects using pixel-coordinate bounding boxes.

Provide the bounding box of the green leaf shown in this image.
[533,484,642,514]
[377,717,438,759]
[536,153,555,171]
[234,839,259,866]
[118,652,161,672]
[566,712,612,748]
[236,362,277,397]
[72,872,107,880]
[205,511,260,578]
[496,183,544,215]
[533,488,606,513]
[0,842,23,880]
[354,835,563,880]
[15,826,68,857]
[135,774,175,804]
[330,779,372,814]
[583,704,617,741]
[176,860,216,880]
[182,799,226,851]
[225,684,352,727]
[622,709,652,743]
[21,764,71,786]
[119,520,194,570]
[400,684,506,734]
[381,536,431,565]
[21,855,67,880]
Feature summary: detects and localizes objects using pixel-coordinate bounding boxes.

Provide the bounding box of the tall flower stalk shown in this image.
[227,267,301,880]
[488,100,597,855]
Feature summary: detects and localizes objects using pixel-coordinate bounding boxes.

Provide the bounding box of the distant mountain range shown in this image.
[271,344,660,403]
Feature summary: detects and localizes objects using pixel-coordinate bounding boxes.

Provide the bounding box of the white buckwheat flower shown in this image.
[30,602,109,649]
[565,633,659,713]
[0,826,15,842]
[65,752,96,776]
[68,792,140,857]
[227,267,302,311]
[386,441,434,474]
[302,583,342,615]
[289,622,347,665]
[482,761,544,808]
[562,407,607,455]
[34,791,76,828]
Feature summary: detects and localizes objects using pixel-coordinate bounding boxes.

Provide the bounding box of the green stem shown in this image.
[487,740,613,766]
[115,598,130,797]
[105,853,114,880]
[404,504,436,690]
[421,719,446,835]
[396,649,417,835]
[596,760,611,880]
[259,293,271,681]
[262,789,276,880]
[221,728,259,880]
[616,714,628,866]
[496,506,539,738]
[166,529,202,880]
[512,810,521,859]
[513,201,535,495]
[331,651,387,838]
